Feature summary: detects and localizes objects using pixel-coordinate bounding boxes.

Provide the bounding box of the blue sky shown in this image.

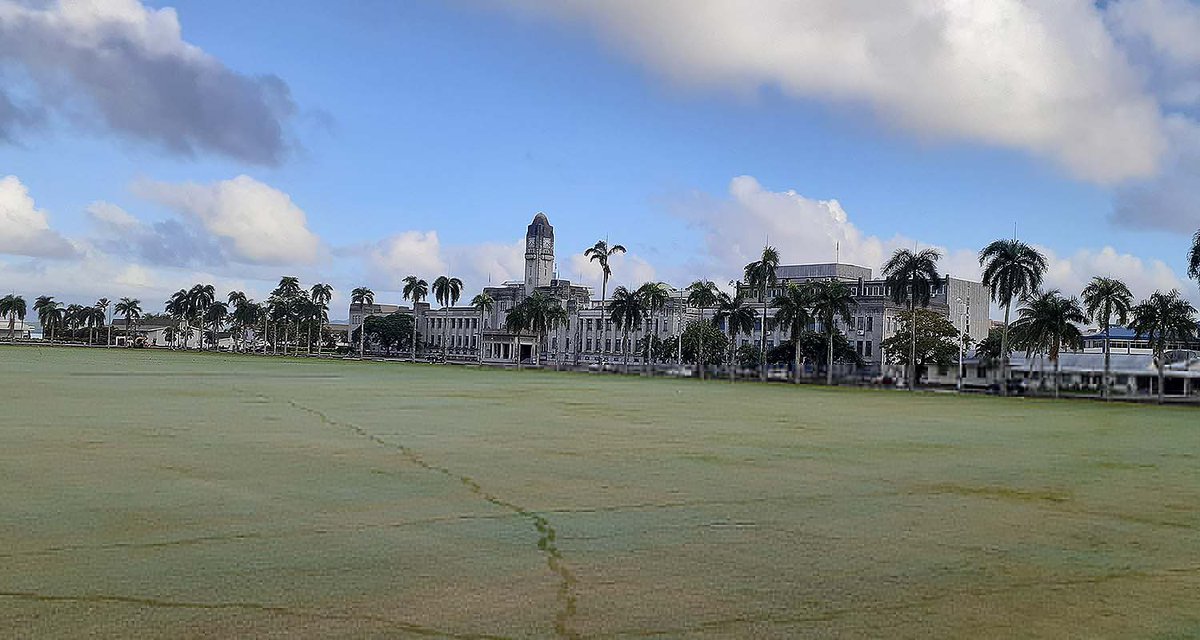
[2,0,1199,316]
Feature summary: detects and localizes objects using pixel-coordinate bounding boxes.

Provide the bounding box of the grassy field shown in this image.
[1,346,1198,639]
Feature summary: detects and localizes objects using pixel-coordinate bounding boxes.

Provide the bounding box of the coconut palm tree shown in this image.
[883,247,943,389]
[636,281,670,370]
[188,284,215,350]
[686,280,720,380]
[95,298,113,346]
[203,301,229,350]
[808,280,856,385]
[1009,290,1086,399]
[64,304,86,342]
[471,292,494,364]
[712,291,757,382]
[82,303,105,345]
[979,239,1047,396]
[505,292,567,368]
[271,277,301,355]
[608,286,646,372]
[431,275,464,362]
[1189,229,1199,287]
[309,283,333,355]
[1080,277,1133,400]
[744,245,781,381]
[402,276,428,360]
[229,296,258,352]
[351,286,375,358]
[1129,290,1198,404]
[44,305,65,343]
[585,240,626,362]
[0,294,27,341]
[33,296,60,342]
[165,290,188,348]
[772,283,814,384]
[114,297,142,345]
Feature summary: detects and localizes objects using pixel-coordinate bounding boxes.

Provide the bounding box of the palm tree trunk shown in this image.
[412,320,418,361]
[761,290,768,382]
[1054,352,1061,399]
[1103,325,1111,401]
[1000,302,1011,397]
[1158,359,1165,404]
[826,329,834,386]
[793,332,801,384]
[909,301,917,391]
[729,335,736,382]
[625,328,631,372]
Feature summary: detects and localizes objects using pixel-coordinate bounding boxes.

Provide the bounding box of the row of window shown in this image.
[432,317,479,330]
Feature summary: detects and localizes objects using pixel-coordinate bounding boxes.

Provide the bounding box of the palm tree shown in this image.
[585,240,626,363]
[114,297,142,345]
[64,304,86,342]
[272,277,301,355]
[82,303,105,345]
[883,247,943,389]
[808,280,856,385]
[744,245,781,381]
[471,293,494,364]
[230,296,259,352]
[712,291,757,381]
[505,292,568,368]
[402,276,428,360]
[309,283,333,356]
[165,290,188,348]
[979,239,1048,396]
[1189,229,1199,288]
[686,280,720,380]
[44,305,65,343]
[636,282,670,370]
[0,294,27,340]
[1009,290,1087,399]
[203,301,229,350]
[772,283,814,384]
[33,296,60,342]
[188,284,216,350]
[96,297,113,346]
[1129,290,1198,404]
[1081,277,1133,400]
[351,286,375,358]
[431,275,464,362]
[608,286,646,372]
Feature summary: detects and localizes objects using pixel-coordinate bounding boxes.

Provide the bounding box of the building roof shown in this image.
[527,212,553,239]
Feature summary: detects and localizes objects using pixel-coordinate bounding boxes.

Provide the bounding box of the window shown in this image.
[865,341,872,357]
[856,340,863,355]
[586,339,592,351]
[857,317,864,330]
[552,337,557,350]
[867,316,873,332]
[938,365,949,376]
[976,366,987,379]
[605,339,611,352]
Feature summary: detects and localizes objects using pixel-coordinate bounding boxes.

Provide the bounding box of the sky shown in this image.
[2,0,1200,321]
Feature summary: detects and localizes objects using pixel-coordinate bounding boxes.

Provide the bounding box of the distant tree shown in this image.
[979,239,1047,395]
[1080,277,1133,400]
[883,247,943,389]
[402,276,428,360]
[310,283,333,356]
[712,291,756,381]
[1009,290,1087,399]
[808,280,856,385]
[686,280,720,379]
[203,301,228,349]
[680,320,727,368]
[1129,290,1198,404]
[771,282,813,383]
[351,286,375,358]
[188,284,216,351]
[974,328,1008,384]
[743,245,780,381]
[735,343,761,369]
[95,297,111,346]
[34,296,61,342]
[608,286,646,371]
[636,281,670,368]
[879,309,960,383]
[0,294,27,340]
[766,330,861,376]
[1189,229,1200,288]
[360,312,415,355]
[504,292,568,368]
[432,275,464,361]
[585,239,626,362]
[114,297,142,344]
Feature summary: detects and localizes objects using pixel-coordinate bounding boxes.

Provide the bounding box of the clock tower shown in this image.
[524,212,554,296]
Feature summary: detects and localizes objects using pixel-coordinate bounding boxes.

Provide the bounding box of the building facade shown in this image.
[349,213,990,374]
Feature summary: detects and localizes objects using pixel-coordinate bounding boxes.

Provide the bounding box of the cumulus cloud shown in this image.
[360,231,528,297]
[505,0,1169,183]
[0,175,76,258]
[1106,0,1200,107]
[86,200,226,268]
[1111,116,1200,234]
[134,175,322,265]
[568,250,658,294]
[676,175,1197,307]
[0,0,294,164]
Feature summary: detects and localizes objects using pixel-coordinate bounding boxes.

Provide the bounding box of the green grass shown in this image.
[2,346,1198,639]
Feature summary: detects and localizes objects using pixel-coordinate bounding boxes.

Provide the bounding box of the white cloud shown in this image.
[568,251,658,295]
[364,230,447,283]
[362,232,526,299]
[0,175,76,258]
[85,201,139,230]
[1112,116,1200,234]
[504,0,1169,183]
[677,175,1198,310]
[0,0,294,164]
[134,175,322,266]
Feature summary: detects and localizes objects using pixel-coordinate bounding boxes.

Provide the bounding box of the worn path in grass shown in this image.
[2,346,1198,638]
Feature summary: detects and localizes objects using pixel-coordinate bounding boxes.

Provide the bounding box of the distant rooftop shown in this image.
[775,263,873,281]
